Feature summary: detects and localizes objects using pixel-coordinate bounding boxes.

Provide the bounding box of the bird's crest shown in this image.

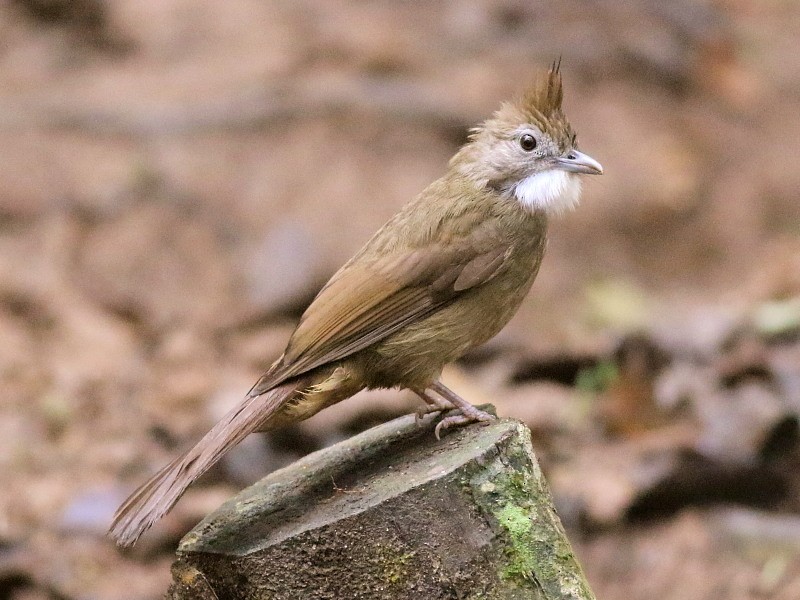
[468,60,573,149]
[518,58,564,119]
[505,60,566,133]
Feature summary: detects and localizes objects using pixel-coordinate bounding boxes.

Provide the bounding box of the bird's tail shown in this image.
[108,378,304,547]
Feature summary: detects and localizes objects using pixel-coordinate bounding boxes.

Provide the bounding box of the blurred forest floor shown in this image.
[1,1,800,598]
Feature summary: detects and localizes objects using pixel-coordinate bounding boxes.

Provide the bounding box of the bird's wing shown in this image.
[248,224,512,396]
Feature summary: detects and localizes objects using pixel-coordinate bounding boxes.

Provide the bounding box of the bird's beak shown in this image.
[555,150,604,175]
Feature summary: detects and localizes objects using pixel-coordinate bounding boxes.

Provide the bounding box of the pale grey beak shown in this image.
[555,150,604,175]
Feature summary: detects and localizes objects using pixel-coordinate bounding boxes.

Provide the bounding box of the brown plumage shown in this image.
[109,64,603,547]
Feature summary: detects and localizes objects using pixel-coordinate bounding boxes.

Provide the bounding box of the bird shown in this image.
[109,63,603,547]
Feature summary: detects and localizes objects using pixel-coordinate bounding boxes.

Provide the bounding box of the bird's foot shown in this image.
[427,380,496,439]
[434,408,493,439]
[413,390,455,425]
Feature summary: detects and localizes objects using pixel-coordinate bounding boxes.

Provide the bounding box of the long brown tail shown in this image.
[108,379,304,547]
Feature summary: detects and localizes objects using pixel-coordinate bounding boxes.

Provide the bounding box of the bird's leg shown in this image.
[428,380,495,439]
[413,389,455,424]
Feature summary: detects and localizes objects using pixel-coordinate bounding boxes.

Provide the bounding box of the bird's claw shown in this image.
[414,393,455,426]
[434,407,494,440]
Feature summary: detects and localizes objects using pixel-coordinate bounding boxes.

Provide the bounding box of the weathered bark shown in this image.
[167,411,595,600]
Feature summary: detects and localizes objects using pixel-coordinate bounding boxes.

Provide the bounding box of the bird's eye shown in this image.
[519,134,537,152]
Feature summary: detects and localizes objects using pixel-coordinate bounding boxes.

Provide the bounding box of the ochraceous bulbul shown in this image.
[110,63,603,547]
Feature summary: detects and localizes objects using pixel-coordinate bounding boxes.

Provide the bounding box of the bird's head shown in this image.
[451,63,603,215]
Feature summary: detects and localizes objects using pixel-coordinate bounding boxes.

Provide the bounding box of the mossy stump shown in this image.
[166,412,595,600]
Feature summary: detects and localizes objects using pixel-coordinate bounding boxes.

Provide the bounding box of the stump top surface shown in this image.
[180,413,518,556]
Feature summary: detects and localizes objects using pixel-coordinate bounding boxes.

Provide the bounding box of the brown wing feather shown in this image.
[249,227,513,397]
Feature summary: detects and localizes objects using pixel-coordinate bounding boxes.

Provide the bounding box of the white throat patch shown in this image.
[513,170,582,215]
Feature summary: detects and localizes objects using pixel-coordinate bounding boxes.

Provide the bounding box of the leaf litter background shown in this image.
[1,0,800,598]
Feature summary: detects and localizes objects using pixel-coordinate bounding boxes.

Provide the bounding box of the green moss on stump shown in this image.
[466,422,594,599]
[496,504,537,579]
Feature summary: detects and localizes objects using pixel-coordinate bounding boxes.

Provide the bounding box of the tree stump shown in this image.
[166,411,595,600]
